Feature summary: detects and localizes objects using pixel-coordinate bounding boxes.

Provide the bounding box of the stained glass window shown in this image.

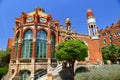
[36,30,47,58]
[22,30,33,58]
[51,34,55,58]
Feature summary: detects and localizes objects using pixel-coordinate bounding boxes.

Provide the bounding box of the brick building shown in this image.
[5,8,102,80]
[100,19,120,46]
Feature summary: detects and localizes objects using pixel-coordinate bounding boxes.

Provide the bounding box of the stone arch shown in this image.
[23,27,33,36]
[75,66,89,73]
[15,31,20,41]
[64,36,74,41]
[37,28,48,36]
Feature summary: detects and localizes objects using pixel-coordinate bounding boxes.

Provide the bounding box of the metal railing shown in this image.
[34,69,47,80]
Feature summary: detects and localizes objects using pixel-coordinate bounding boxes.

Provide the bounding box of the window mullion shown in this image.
[39,41,40,58]
[42,42,44,58]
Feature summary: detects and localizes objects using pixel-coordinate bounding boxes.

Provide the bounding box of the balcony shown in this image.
[35,58,48,65]
[19,58,31,63]
[10,58,57,65]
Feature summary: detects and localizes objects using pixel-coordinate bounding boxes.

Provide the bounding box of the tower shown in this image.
[86,8,102,64]
[87,8,99,39]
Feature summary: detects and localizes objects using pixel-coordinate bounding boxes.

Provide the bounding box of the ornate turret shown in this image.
[87,8,99,39]
[65,18,71,31]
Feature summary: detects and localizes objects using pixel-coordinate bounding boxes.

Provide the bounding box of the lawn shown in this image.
[55,65,120,80]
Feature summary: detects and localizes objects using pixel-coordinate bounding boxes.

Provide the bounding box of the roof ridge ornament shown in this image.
[34,8,45,12]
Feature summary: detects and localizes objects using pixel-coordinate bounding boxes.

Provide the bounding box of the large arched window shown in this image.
[14,32,19,59]
[51,34,56,58]
[36,30,47,58]
[22,30,33,58]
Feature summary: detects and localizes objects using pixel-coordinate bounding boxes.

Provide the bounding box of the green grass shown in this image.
[56,65,120,80]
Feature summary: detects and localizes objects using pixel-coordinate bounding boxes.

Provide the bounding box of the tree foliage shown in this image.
[56,40,88,61]
[0,48,11,79]
[102,44,120,64]
[0,48,11,67]
[55,40,88,80]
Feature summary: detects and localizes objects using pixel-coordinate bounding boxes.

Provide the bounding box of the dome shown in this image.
[28,8,48,16]
[87,8,94,17]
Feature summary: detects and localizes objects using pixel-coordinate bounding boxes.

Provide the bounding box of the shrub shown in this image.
[56,65,120,80]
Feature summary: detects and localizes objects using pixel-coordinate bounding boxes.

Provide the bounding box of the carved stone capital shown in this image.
[47,40,51,44]
[12,42,16,46]
[33,38,36,42]
[18,39,22,43]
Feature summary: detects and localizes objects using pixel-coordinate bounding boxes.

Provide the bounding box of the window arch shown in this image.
[22,30,33,58]
[14,32,19,59]
[36,30,47,58]
[51,34,56,58]
[65,37,73,41]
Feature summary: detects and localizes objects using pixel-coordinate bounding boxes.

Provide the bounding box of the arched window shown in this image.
[14,32,19,59]
[51,34,56,58]
[22,30,33,58]
[36,30,47,58]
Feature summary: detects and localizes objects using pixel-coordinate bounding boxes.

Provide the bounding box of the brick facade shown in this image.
[6,8,103,79]
[100,21,120,46]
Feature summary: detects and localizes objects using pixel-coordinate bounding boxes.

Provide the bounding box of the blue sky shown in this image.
[0,0,120,50]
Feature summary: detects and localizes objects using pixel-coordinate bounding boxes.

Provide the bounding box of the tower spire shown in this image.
[86,8,99,39]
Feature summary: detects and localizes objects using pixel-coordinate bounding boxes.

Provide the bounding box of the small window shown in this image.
[103,38,107,44]
[115,32,120,36]
[118,32,120,36]
[109,35,113,42]
[102,33,106,36]
[107,31,110,34]
[118,39,120,43]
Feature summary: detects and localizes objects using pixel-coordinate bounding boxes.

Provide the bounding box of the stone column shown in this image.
[32,25,37,58]
[47,59,53,80]
[17,41,22,58]
[47,26,53,80]
[11,30,17,60]
[11,44,16,60]
[31,23,37,79]
[17,28,23,58]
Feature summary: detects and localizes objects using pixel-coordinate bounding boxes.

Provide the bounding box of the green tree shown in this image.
[0,48,11,79]
[102,44,119,64]
[0,48,11,66]
[55,40,88,80]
